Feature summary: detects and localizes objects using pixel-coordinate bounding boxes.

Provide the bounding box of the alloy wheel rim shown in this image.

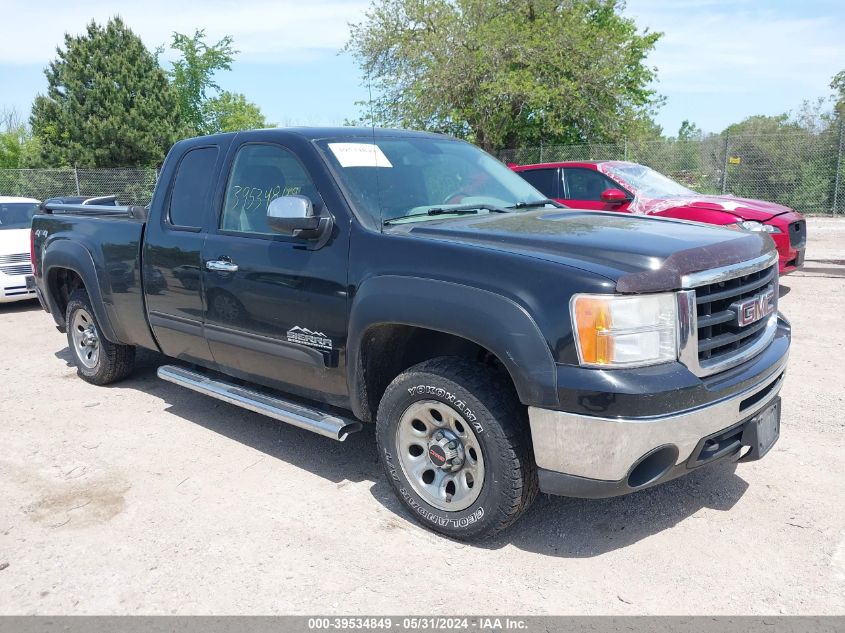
[395,400,485,511]
[71,308,100,369]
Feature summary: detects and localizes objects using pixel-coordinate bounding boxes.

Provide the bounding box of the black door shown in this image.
[201,142,350,405]
[143,145,220,364]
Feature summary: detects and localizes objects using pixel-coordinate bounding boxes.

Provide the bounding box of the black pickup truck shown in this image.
[30,128,790,540]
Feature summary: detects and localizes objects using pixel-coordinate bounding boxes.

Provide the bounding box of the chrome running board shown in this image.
[157,365,362,441]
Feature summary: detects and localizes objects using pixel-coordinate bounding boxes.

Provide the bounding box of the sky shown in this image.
[0,0,843,136]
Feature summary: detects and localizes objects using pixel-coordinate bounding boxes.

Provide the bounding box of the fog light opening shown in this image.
[627,445,679,489]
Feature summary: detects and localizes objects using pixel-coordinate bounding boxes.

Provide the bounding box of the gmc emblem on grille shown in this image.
[733,288,776,327]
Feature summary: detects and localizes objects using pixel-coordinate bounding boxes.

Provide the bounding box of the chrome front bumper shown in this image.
[528,350,787,484]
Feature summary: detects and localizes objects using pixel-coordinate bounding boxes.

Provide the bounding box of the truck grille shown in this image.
[788,220,806,248]
[679,253,779,377]
[0,263,33,276]
[0,252,29,265]
[695,264,777,364]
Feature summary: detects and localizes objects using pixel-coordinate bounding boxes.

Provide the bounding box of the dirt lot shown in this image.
[1,218,843,615]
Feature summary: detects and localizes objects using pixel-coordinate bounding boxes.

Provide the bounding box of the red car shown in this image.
[512,161,806,274]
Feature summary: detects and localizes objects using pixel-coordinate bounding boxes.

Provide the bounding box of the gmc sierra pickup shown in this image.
[30,128,790,540]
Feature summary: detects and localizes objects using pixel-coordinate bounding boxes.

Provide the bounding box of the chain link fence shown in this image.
[499,125,845,214]
[0,167,158,206]
[1,127,844,213]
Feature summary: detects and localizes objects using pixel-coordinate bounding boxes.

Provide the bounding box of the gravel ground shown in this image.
[0,218,843,615]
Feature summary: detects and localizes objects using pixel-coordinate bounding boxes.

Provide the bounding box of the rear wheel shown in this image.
[376,357,537,540]
[66,288,135,385]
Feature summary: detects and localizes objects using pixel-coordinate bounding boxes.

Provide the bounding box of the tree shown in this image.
[204,91,270,133]
[832,70,845,118]
[168,30,269,135]
[30,18,184,167]
[719,110,836,212]
[346,0,662,151]
[0,107,38,168]
[168,30,235,133]
[678,120,702,141]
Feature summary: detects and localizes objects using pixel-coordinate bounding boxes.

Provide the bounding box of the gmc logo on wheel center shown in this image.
[734,288,776,327]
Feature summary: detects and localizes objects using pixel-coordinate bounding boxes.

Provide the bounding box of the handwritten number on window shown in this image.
[229,183,298,213]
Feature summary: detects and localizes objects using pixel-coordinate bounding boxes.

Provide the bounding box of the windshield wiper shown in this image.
[507,199,564,210]
[383,203,510,225]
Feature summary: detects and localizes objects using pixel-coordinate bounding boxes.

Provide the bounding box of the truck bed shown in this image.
[31,208,157,350]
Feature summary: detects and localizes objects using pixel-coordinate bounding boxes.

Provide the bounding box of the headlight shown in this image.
[735,220,781,234]
[571,293,678,368]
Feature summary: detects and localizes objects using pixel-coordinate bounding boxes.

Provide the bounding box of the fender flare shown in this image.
[347,275,558,419]
[41,240,122,344]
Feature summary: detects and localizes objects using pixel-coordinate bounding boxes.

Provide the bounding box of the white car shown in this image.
[0,196,39,303]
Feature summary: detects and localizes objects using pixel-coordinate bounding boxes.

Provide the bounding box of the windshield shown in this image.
[0,202,38,230]
[600,163,696,199]
[316,137,548,225]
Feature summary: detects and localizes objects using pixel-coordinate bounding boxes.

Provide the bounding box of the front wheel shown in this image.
[376,357,537,540]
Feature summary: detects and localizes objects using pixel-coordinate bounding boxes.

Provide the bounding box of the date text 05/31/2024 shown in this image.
[307,618,528,630]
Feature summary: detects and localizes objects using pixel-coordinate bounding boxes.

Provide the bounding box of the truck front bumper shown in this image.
[529,342,787,499]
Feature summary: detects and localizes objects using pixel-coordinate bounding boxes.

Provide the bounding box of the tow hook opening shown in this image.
[627,445,679,489]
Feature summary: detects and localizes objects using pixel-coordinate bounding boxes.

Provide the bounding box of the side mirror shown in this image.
[600,188,628,204]
[267,195,325,239]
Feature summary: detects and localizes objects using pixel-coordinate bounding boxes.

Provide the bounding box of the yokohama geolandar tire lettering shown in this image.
[376,356,538,540]
[65,288,136,385]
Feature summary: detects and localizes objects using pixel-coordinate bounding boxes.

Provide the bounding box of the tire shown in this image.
[376,357,538,540]
[65,288,135,385]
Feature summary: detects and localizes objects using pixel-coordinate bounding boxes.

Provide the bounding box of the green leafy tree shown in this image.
[0,107,37,168]
[204,91,270,133]
[678,120,702,141]
[168,30,235,133]
[0,130,24,168]
[626,116,663,141]
[832,70,845,119]
[719,107,837,212]
[346,0,662,151]
[168,30,269,135]
[30,17,184,167]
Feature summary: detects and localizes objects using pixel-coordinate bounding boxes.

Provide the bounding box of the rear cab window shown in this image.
[168,146,219,230]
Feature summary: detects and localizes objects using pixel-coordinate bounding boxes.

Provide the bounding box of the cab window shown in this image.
[168,147,219,229]
[562,168,618,201]
[220,144,322,235]
[517,168,560,198]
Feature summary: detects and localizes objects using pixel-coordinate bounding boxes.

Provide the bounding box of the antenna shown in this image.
[367,71,376,133]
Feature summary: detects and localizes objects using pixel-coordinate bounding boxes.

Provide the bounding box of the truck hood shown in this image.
[639,195,794,222]
[0,228,31,257]
[399,210,773,293]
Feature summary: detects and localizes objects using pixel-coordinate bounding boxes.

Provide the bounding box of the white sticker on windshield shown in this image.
[328,142,393,168]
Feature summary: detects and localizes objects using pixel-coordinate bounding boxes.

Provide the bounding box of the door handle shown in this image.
[206,259,239,272]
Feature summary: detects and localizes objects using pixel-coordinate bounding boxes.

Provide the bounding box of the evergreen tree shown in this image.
[30,17,184,167]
